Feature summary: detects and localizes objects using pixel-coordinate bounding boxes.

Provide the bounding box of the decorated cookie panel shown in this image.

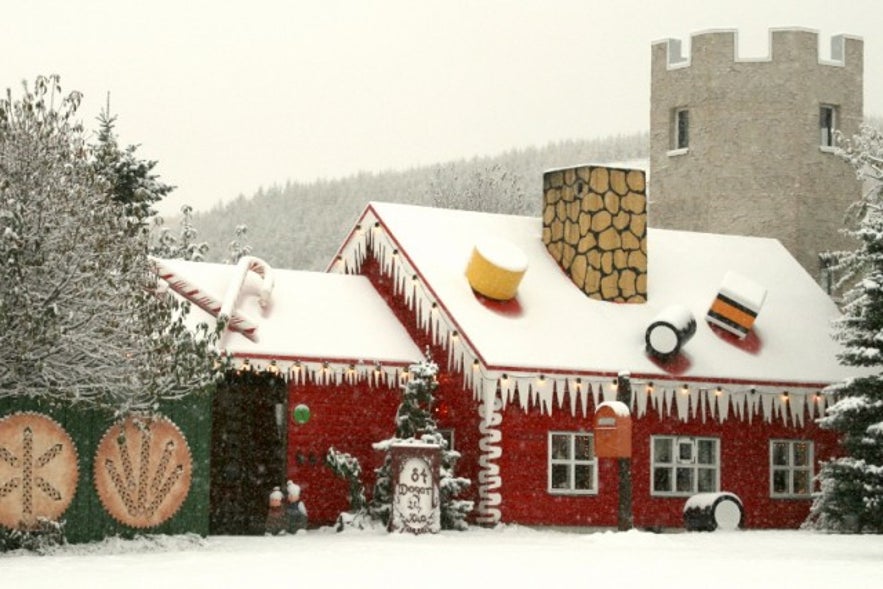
[0,412,79,530]
[94,414,193,528]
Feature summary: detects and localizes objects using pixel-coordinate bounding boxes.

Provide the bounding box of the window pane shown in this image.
[678,441,694,462]
[772,442,789,466]
[697,468,716,492]
[793,442,810,467]
[551,435,570,460]
[773,470,789,494]
[551,464,570,489]
[654,438,673,463]
[793,470,810,496]
[697,440,716,465]
[677,110,689,149]
[574,435,593,460]
[653,468,671,492]
[574,465,594,491]
[676,468,694,493]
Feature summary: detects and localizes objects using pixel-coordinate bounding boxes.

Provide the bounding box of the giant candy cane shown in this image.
[151,255,274,342]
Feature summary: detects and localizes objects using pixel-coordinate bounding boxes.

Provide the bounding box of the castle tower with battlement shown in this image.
[649,28,863,281]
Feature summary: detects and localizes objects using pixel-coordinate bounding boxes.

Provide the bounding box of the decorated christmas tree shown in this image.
[807,124,883,532]
[369,350,473,530]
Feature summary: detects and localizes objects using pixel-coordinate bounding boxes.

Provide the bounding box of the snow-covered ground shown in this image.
[3,526,882,588]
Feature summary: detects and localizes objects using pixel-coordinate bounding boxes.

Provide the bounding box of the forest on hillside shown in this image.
[188,132,649,271]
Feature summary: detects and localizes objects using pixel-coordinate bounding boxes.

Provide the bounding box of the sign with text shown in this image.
[389,443,441,534]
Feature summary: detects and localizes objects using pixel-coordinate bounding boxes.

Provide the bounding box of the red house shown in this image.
[158,165,859,530]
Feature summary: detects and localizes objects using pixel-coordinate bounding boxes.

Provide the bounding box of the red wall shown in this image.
[497,391,841,529]
[286,380,400,524]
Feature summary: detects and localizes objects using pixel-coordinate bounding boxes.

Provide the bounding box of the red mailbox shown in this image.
[593,401,632,458]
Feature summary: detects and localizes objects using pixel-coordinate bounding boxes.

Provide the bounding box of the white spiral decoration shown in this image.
[475,397,503,525]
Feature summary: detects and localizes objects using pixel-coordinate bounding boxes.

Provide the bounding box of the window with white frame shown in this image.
[548,432,597,494]
[651,436,719,496]
[770,440,813,498]
[671,107,689,150]
[820,104,838,148]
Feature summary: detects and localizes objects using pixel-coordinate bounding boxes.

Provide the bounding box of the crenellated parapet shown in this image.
[654,28,862,71]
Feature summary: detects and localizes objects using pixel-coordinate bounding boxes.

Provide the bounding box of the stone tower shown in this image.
[649,28,863,281]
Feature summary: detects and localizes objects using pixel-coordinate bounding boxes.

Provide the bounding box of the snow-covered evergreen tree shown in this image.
[93,101,172,226]
[807,124,883,532]
[226,224,251,264]
[0,75,220,413]
[369,350,473,530]
[150,204,210,262]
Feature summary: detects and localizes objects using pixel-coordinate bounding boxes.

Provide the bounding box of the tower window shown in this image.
[820,105,838,148]
[671,108,689,151]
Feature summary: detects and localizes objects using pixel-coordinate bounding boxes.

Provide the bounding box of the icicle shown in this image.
[775,395,789,426]
[731,392,745,421]
[700,389,708,423]
[791,393,806,427]
[591,383,601,410]
[533,378,553,415]
[463,353,476,393]
[516,378,531,412]
[761,393,774,423]
[578,383,589,418]
[690,388,700,420]
[566,380,578,417]
[635,385,649,418]
[675,387,690,422]
[499,377,515,409]
[554,378,568,412]
[717,390,730,422]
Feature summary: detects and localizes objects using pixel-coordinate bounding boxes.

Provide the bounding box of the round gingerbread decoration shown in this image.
[0,412,79,530]
[94,414,192,528]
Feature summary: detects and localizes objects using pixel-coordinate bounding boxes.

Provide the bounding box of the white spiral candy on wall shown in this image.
[475,397,503,525]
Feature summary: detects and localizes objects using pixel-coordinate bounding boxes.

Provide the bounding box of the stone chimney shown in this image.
[542,165,647,303]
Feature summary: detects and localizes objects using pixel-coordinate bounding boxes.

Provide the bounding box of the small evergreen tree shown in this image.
[93,100,173,226]
[369,350,473,530]
[226,224,251,264]
[150,204,210,262]
[807,124,883,532]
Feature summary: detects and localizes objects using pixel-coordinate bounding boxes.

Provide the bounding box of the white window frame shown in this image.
[820,104,838,150]
[668,107,690,155]
[548,431,598,495]
[651,435,720,497]
[770,439,814,498]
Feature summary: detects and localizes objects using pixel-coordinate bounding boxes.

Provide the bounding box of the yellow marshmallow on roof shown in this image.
[465,237,528,301]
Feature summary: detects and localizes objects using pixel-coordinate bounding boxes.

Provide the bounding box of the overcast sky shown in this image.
[3,0,881,216]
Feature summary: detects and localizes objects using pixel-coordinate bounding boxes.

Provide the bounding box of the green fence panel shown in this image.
[0,391,213,545]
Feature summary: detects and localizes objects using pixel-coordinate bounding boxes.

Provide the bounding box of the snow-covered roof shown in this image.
[332,202,858,393]
[155,257,423,384]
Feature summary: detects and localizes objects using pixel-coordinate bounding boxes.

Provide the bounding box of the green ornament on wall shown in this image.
[292,404,311,425]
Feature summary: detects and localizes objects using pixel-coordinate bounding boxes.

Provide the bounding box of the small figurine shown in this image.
[265,486,286,535]
[286,480,308,533]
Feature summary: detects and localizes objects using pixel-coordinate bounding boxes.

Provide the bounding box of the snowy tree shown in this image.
[150,204,210,262]
[429,161,531,215]
[369,350,473,530]
[92,100,172,226]
[0,75,220,413]
[226,224,251,264]
[807,124,883,532]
